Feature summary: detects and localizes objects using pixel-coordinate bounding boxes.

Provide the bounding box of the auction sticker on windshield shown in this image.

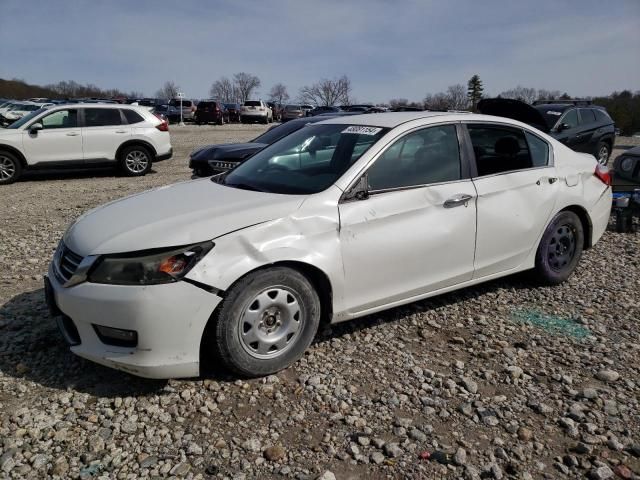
[342,125,383,135]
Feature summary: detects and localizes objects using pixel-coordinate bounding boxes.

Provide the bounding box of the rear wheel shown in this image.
[119,145,152,177]
[533,211,584,284]
[595,141,610,166]
[217,115,224,126]
[210,267,321,377]
[0,151,22,185]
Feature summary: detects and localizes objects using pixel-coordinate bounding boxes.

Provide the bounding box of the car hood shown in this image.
[191,142,267,161]
[477,98,550,132]
[63,178,306,256]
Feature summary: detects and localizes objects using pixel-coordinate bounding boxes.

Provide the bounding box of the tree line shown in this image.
[2,75,639,134]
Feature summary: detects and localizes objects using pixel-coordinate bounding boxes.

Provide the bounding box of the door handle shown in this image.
[444,194,474,208]
[115,130,127,134]
[65,132,79,136]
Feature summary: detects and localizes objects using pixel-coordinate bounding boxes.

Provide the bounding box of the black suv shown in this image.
[478,99,615,165]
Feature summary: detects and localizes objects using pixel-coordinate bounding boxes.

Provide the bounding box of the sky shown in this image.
[1,0,639,103]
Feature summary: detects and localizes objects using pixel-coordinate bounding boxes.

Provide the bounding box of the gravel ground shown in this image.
[0,127,639,480]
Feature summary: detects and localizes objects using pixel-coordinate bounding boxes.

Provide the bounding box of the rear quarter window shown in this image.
[593,109,612,123]
[122,109,145,124]
[524,131,550,167]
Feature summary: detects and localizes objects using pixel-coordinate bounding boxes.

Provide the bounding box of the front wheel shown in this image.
[211,267,321,377]
[533,211,584,284]
[595,141,610,166]
[119,145,152,177]
[0,151,22,185]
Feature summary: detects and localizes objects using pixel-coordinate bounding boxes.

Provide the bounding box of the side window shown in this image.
[122,109,144,124]
[468,125,532,176]
[367,125,461,190]
[84,108,122,127]
[524,131,549,167]
[560,109,579,129]
[579,109,596,125]
[40,109,78,129]
[593,109,611,123]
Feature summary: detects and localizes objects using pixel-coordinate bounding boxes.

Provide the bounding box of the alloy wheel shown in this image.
[239,286,303,359]
[0,155,16,181]
[125,150,149,173]
[597,145,609,165]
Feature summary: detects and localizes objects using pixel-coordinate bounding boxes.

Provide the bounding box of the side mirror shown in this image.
[556,123,570,132]
[29,123,43,134]
[342,174,370,202]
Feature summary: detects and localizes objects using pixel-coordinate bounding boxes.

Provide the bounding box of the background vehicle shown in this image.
[152,104,181,123]
[478,98,616,165]
[169,98,195,122]
[1,102,48,126]
[281,104,304,122]
[240,100,272,124]
[189,115,339,176]
[0,104,171,184]
[308,106,342,116]
[611,146,640,232]
[300,104,314,116]
[267,102,282,122]
[47,111,611,378]
[224,103,241,122]
[344,104,374,112]
[195,101,229,125]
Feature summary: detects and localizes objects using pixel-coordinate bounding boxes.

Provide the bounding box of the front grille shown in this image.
[56,243,84,283]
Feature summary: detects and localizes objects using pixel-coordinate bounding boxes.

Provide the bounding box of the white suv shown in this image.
[240,100,272,124]
[0,104,172,185]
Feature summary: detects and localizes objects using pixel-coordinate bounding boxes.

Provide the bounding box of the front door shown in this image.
[338,124,477,315]
[466,123,559,278]
[22,109,82,164]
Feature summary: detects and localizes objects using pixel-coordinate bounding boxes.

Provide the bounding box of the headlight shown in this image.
[88,241,213,285]
[620,157,633,172]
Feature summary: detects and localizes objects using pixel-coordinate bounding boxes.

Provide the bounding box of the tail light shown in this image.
[153,113,169,132]
[594,164,611,186]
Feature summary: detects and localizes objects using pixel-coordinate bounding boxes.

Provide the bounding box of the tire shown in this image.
[217,116,224,126]
[262,116,268,125]
[211,267,321,377]
[533,211,584,284]
[595,141,610,166]
[119,145,152,177]
[0,151,22,185]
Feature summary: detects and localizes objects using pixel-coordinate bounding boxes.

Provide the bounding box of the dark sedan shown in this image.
[224,103,241,123]
[189,116,336,177]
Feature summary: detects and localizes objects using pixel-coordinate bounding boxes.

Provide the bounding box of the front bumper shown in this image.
[46,264,222,378]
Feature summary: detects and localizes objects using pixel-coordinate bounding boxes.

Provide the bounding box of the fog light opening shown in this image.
[93,325,138,348]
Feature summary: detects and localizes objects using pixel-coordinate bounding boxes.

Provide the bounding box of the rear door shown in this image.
[21,109,83,164]
[552,109,582,151]
[465,123,559,278]
[576,108,599,153]
[81,108,130,161]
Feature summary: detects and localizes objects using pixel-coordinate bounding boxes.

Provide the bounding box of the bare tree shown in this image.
[155,81,179,100]
[268,83,289,105]
[210,77,236,102]
[499,85,538,104]
[298,75,352,106]
[446,84,469,110]
[389,98,409,109]
[536,89,563,101]
[423,92,450,111]
[233,72,261,103]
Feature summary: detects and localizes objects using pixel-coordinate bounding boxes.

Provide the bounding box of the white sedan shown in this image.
[46,112,612,378]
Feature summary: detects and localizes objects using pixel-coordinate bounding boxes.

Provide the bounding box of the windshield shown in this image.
[224,104,238,109]
[221,123,388,195]
[7,109,46,129]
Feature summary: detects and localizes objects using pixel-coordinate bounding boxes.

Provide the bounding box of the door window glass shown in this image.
[41,109,78,129]
[579,109,596,124]
[468,125,533,176]
[524,131,549,167]
[560,109,578,129]
[367,125,461,190]
[84,108,122,127]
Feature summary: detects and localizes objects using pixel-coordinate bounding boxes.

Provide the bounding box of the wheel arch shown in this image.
[560,204,593,250]
[116,140,157,161]
[0,144,27,167]
[198,260,334,373]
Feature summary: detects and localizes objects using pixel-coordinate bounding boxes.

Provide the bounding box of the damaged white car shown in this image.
[46,112,612,378]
